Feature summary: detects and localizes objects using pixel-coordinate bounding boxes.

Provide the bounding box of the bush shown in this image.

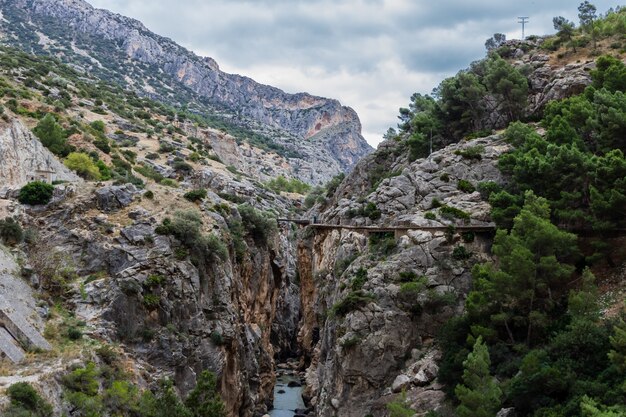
[457,179,475,193]
[33,113,73,156]
[210,331,225,346]
[265,175,311,194]
[157,211,228,263]
[477,181,501,200]
[143,294,160,310]
[89,120,105,132]
[452,245,471,260]
[18,181,54,205]
[238,204,277,246]
[424,211,437,220]
[369,232,396,256]
[6,382,53,417]
[351,267,368,290]
[454,146,484,160]
[64,152,101,180]
[439,205,470,221]
[184,189,207,202]
[67,326,83,340]
[0,217,23,245]
[331,291,375,317]
[363,202,382,220]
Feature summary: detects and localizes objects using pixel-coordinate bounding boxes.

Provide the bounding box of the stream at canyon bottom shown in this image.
[269,374,306,417]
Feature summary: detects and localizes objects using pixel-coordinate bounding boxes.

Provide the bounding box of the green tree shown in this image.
[483,55,528,124]
[64,152,101,180]
[185,371,226,417]
[608,319,626,373]
[386,391,415,417]
[455,336,502,417]
[467,192,578,346]
[553,16,576,51]
[579,1,598,49]
[485,33,506,51]
[33,113,71,156]
[152,380,192,417]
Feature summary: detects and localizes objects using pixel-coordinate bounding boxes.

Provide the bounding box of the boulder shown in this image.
[391,374,411,393]
[95,184,140,212]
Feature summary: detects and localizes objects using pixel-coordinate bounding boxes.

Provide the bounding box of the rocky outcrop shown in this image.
[95,184,141,212]
[297,135,510,416]
[3,173,302,416]
[1,0,372,174]
[0,119,80,191]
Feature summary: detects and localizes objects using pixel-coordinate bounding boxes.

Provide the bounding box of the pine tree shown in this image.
[455,337,502,417]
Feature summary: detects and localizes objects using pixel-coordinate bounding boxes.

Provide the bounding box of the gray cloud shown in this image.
[90,0,621,146]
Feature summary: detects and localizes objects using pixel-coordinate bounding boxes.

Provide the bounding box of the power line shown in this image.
[518,16,529,39]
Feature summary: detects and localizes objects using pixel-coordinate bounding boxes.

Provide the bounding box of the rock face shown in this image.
[297,135,510,416]
[0,119,80,191]
[0,0,372,176]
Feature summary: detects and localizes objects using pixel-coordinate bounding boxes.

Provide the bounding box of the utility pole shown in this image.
[518,16,529,40]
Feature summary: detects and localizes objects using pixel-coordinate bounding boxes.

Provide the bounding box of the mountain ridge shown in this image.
[0,0,372,175]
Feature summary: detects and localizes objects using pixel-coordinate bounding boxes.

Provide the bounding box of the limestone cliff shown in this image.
[0,119,80,192]
[296,135,510,416]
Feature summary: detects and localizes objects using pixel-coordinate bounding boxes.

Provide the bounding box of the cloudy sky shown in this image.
[89,0,619,147]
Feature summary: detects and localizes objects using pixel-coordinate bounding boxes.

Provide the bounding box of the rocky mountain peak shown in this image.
[1,0,372,175]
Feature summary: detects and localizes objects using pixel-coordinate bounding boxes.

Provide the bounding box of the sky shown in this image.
[89,0,620,147]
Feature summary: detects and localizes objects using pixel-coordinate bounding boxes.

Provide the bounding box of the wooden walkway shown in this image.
[276,218,496,238]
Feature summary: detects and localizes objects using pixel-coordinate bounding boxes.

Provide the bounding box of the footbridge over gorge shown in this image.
[276,218,497,240]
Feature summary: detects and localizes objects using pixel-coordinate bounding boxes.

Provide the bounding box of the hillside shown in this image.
[0,0,372,181]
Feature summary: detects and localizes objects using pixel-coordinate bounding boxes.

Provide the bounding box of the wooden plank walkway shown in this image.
[277,218,496,233]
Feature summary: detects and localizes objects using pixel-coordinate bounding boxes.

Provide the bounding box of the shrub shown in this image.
[424,212,437,220]
[144,190,154,199]
[18,181,54,205]
[160,178,179,188]
[369,232,396,256]
[351,267,368,290]
[341,336,361,349]
[398,271,418,282]
[185,370,226,417]
[90,120,105,132]
[157,211,228,263]
[457,179,475,193]
[64,152,101,180]
[0,217,23,245]
[398,277,428,315]
[210,331,225,346]
[265,175,311,194]
[363,202,382,220]
[96,160,112,180]
[439,205,470,221]
[143,294,160,310]
[33,113,72,156]
[62,362,100,396]
[477,181,501,200]
[452,245,472,260]
[67,326,83,340]
[238,204,277,246]
[184,189,207,202]
[454,145,484,161]
[6,382,53,417]
[440,173,450,182]
[331,291,375,317]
